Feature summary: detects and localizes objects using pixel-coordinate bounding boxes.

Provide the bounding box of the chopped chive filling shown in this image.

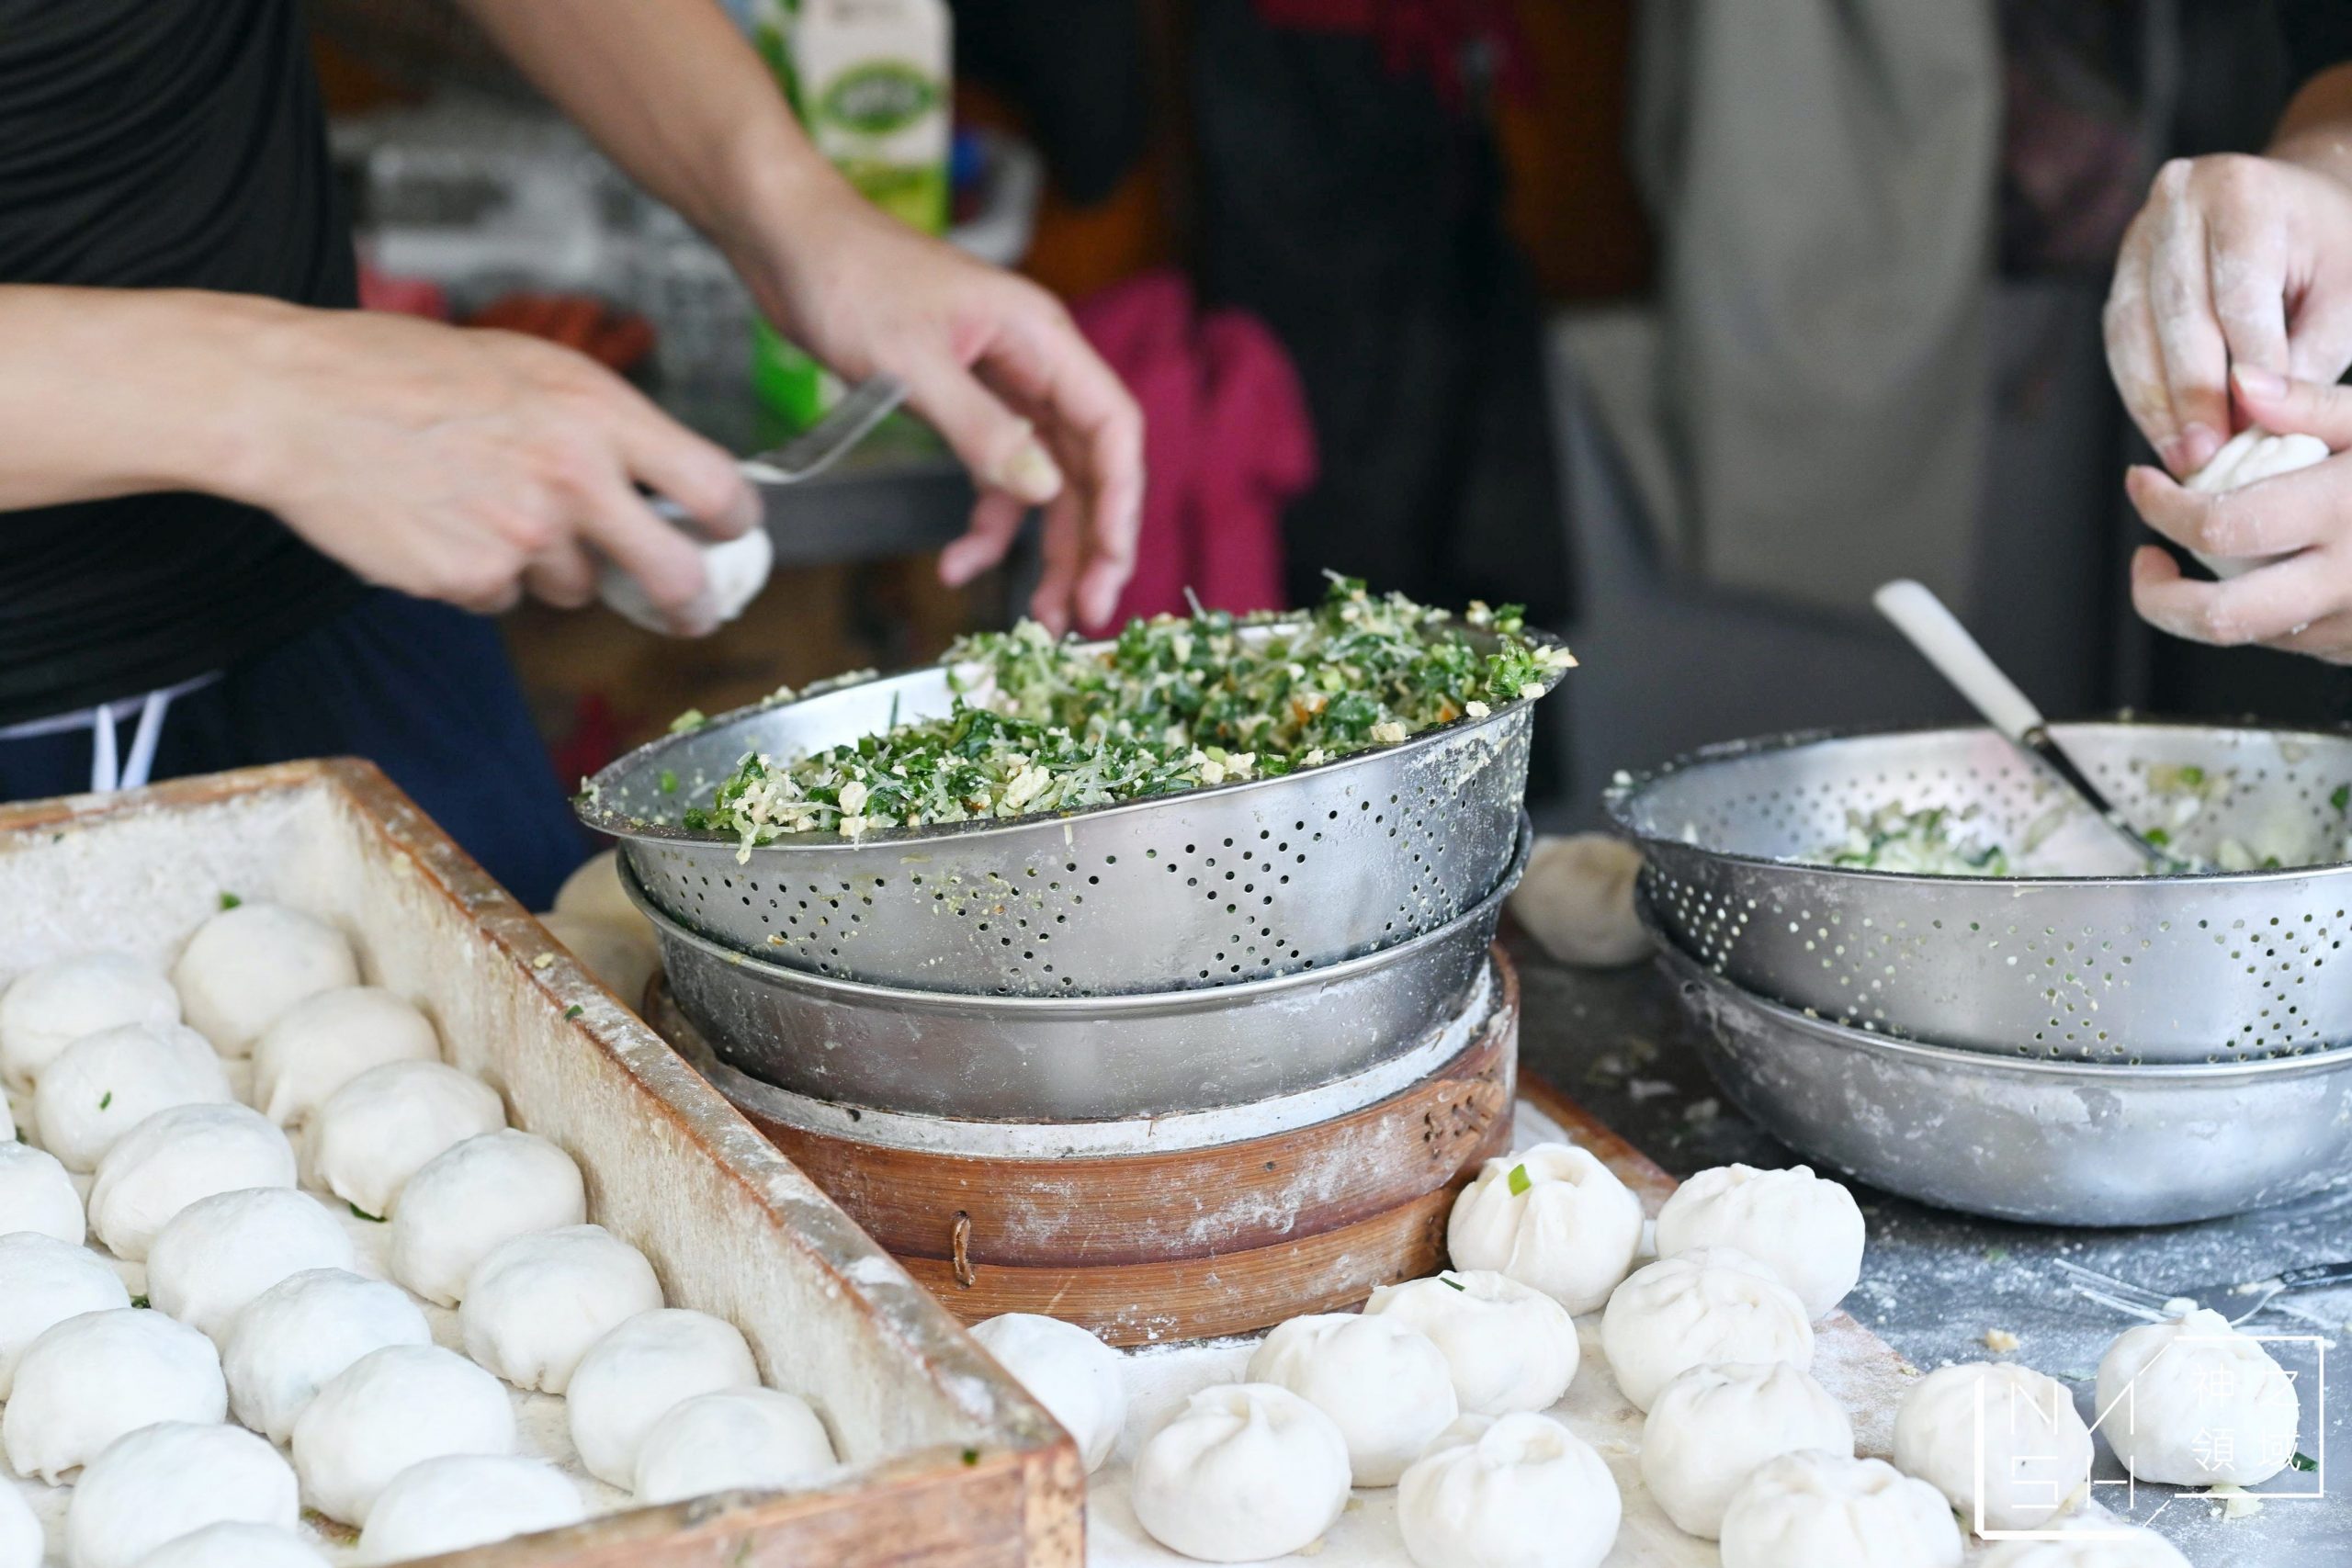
[1507,1164,1532,1197]
[219,892,242,910]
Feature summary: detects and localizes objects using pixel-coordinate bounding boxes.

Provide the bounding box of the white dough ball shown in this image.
[1396,1412,1622,1568]
[0,1232,131,1396]
[2184,427,2331,577]
[1129,1382,1351,1563]
[1718,1450,1962,1568]
[130,1523,326,1568]
[291,1344,517,1526]
[600,521,774,637]
[1978,1526,2193,1567]
[146,1187,359,1343]
[0,951,181,1093]
[1510,833,1650,968]
[537,913,660,1010]
[1247,1313,1459,1486]
[461,1223,664,1393]
[1600,1247,1813,1412]
[223,1268,433,1445]
[0,1136,85,1245]
[1655,1164,1867,1320]
[3,1307,227,1482]
[67,1421,298,1568]
[88,1101,296,1262]
[968,1313,1127,1473]
[1894,1361,2092,1533]
[1638,1361,1854,1539]
[308,1059,506,1221]
[172,902,360,1056]
[0,1483,39,1568]
[388,1128,585,1305]
[1364,1269,1580,1416]
[2095,1307,2301,1486]
[33,1021,233,1172]
[251,987,438,1128]
[567,1307,760,1487]
[1446,1143,1644,1314]
[634,1388,839,1503]
[356,1454,588,1564]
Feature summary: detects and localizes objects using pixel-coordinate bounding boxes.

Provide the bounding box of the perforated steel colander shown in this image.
[1606,721,2352,1063]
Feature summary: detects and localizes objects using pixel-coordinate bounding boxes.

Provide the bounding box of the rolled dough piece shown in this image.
[66,1420,299,1568]
[1364,1269,1580,1417]
[87,1101,297,1263]
[1247,1313,1458,1487]
[1446,1142,1644,1314]
[1129,1382,1351,1563]
[633,1388,838,1503]
[123,1523,326,1568]
[1600,1247,1814,1412]
[1894,1360,2092,1533]
[146,1187,359,1343]
[388,1128,586,1305]
[461,1223,664,1393]
[554,850,653,937]
[565,1307,761,1487]
[968,1313,1127,1474]
[1509,834,1650,968]
[32,1021,234,1172]
[1654,1163,1867,1320]
[1638,1360,1855,1539]
[0,1233,131,1397]
[172,902,360,1055]
[0,951,181,1093]
[1977,1528,2192,1566]
[308,1059,506,1221]
[222,1268,433,1445]
[290,1343,517,1526]
[250,987,439,1128]
[0,1137,85,1245]
[355,1454,587,1565]
[1395,1412,1622,1568]
[2095,1306,2300,1485]
[2184,425,2331,579]
[1717,1450,1962,1568]
[599,522,774,638]
[2,1306,227,1483]
[537,912,659,1010]
[0,1484,36,1568]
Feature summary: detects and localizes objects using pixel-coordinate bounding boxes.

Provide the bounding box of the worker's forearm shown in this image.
[2273,62,2352,186]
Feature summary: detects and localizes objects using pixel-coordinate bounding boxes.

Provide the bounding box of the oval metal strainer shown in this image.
[1606,721,2352,1063]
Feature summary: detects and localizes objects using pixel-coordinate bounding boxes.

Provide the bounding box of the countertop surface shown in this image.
[1507,934,2351,1567]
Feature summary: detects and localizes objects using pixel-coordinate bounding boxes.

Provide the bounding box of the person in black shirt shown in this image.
[0,0,1141,908]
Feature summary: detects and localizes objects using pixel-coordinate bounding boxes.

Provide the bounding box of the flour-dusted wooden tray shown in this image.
[0,760,1080,1568]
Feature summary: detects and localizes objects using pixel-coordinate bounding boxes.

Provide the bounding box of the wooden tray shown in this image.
[0,761,1078,1568]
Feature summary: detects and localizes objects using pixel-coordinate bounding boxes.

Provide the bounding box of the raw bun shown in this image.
[291,1343,517,1526]
[388,1128,586,1305]
[2095,1306,2301,1485]
[1977,1527,2193,1567]
[1600,1247,1814,1412]
[0,952,181,1092]
[1396,1412,1623,1568]
[2184,426,2330,578]
[125,1523,326,1568]
[1446,1143,1644,1314]
[461,1223,665,1393]
[1717,1450,1962,1568]
[146,1187,360,1343]
[1654,1164,1867,1319]
[251,987,438,1127]
[309,1059,506,1220]
[566,1307,760,1487]
[3,1306,227,1482]
[1246,1313,1459,1486]
[66,1420,299,1568]
[0,1484,39,1568]
[356,1454,588,1564]
[1638,1360,1855,1539]
[1509,834,1649,968]
[33,1021,233,1171]
[968,1313,1128,1473]
[88,1101,296,1262]
[1894,1361,2092,1533]
[1128,1382,1351,1563]
[172,902,360,1055]
[633,1388,839,1503]
[0,1233,130,1396]
[0,1137,85,1245]
[1363,1269,1580,1416]
[599,521,774,638]
[537,912,660,1010]
[223,1268,433,1445]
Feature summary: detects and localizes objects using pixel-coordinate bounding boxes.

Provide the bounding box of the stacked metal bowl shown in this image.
[1607,720,2352,1226]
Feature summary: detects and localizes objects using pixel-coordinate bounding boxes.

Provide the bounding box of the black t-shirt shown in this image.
[0,0,365,726]
[2278,0,2352,85]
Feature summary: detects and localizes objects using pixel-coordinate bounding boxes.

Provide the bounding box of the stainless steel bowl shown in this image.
[1652,916,2352,1226]
[631,819,1529,1121]
[1608,721,2352,1062]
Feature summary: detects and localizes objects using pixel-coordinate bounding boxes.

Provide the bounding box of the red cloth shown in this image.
[1074,271,1314,623]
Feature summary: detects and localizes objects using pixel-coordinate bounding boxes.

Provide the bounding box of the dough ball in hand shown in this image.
[1246,1313,1458,1487]
[223,1268,432,1445]
[1364,1269,1580,1417]
[251,986,438,1128]
[172,902,360,1055]
[1446,1143,1644,1314]
[87,1101,296,1263]
[291,1344,516,1526]
[0,951,180,1093]
[968,1313,1127,1473]
[66,1420,298,1568]
[119,1524,325,1568]
[1510,834,1650,968]
[32,1021,233,1172]
[599,522,773,638]
[1655,1163,1867,1320]
[566,1307,760,1487]
[1638,1360,1854,1539]
[356,1454,587,1565]
[0,1232,130,1398]
[308,1059,505,1222]
[1600,1247,1814,1412]
[1129,1383,1351,1563]
[0,1138,85,1246]
[146,1187,359,1343]
[388,1128,585,1306]
[536,913,659,1010]
[1717,1450,1962,1568]
[0,1483,39,1568]
[1894,1361,2091,1534]
[1396,1412,1622,1568]
[3,1306,226,1483]
[2095,1307,2301,1486]
[633,1388,838,1504]
[461,1224,664,1393]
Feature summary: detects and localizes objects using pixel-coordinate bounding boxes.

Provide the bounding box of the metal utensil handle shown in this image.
[741,374,909,486]
[2276,1258,2352,1292]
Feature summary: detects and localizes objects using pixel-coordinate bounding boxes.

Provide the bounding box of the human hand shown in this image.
[2103,153,2352,477]
[231,308,757,632]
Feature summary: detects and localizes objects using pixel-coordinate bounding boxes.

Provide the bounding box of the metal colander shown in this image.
[578,627,1562,997]
[1606,721,2352,1063]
